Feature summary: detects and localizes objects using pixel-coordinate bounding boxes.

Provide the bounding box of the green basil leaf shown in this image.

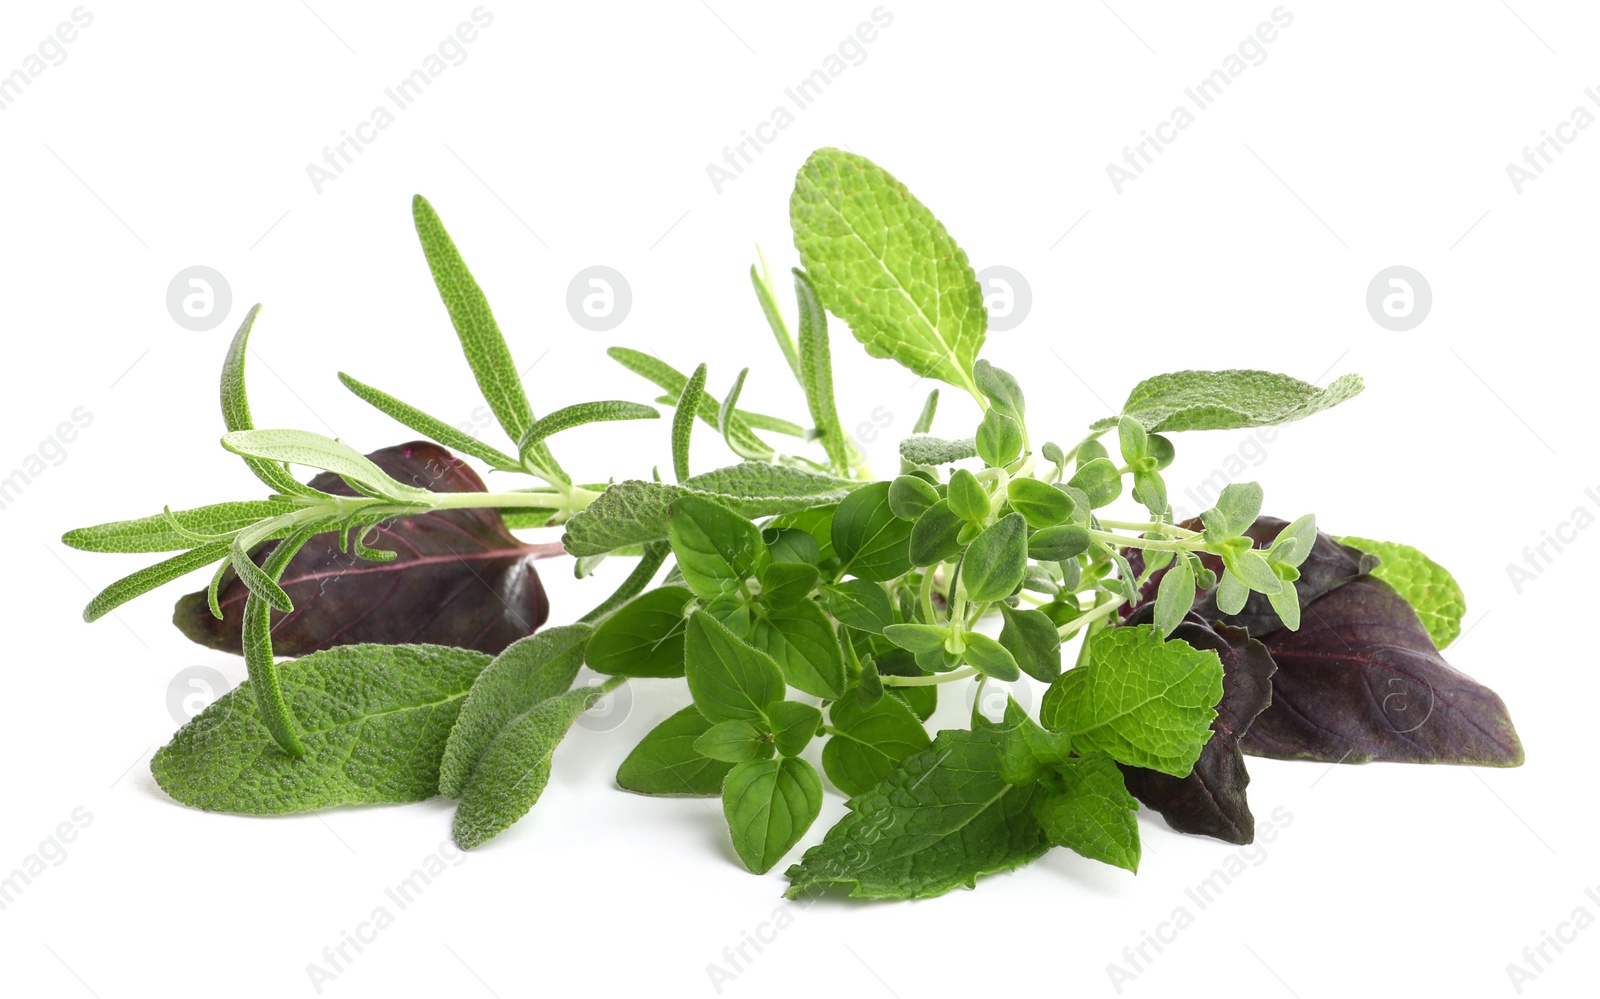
[685,610,787,723]
[997,603,1063,682]
[668,494,766,598]
[961,513,1029,603]
[724,757,824,874]
[585,586,693,678]
[822,692,931,796]
[616,706,733,797]
[831,481,913,582]
[694,720,775,763]
[750,599,845,698]
[767,700,823,757]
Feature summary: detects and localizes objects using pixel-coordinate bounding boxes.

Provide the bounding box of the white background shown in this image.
[1,2,1594,997]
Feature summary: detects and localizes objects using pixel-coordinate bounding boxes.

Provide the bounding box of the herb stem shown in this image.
[880,666,978,687]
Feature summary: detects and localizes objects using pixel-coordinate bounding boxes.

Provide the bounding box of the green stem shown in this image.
[880,666,978,687]
[1056,596,1127,639]
[1097,519,1199,537]
[1086,529,1206,553]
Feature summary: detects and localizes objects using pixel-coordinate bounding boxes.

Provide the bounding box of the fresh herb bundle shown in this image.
[65,147,1522,899]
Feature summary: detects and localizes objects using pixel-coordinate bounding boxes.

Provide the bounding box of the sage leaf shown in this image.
[438,624,592,797]
[900,435,978,466]
[794,269,852,472]
[822,579,894,634]
[1093,369,1365,433]
[151,643,490,813]
[452,682,609,849]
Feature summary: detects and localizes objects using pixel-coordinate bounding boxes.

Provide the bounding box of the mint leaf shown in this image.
[685,610,786,723]
[616,706,733,797]
[1338,536,1466,648]
[452,682,607,849]
[1040,625,1224,777]
[831,481,913,582]
[791,148,986,398]
[724,757,824,874]
[749,599,845,698]
[151,644,489,813]
[438,624,591,797]
[1032,753,1141,873]
[784,727,1049,900]
[585,586,692,678]
[821,692,931,796]
[1093,370,1365,433]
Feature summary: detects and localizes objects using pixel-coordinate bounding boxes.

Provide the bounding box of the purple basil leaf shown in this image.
[1119,610,1276,844]
[174,442,555,655]
[1240,574,1524,766]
